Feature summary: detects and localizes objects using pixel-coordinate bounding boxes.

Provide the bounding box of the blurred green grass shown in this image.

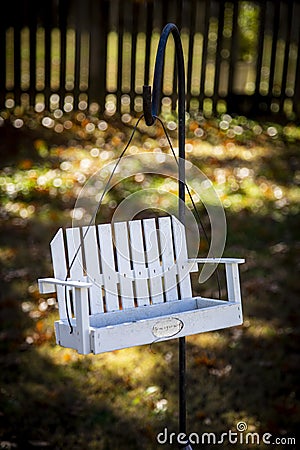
[0,110,299,449]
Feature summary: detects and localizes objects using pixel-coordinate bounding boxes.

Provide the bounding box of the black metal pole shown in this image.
[143,23,192,449]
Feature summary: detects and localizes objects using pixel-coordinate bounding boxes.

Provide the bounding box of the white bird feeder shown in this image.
[38,215,244,355]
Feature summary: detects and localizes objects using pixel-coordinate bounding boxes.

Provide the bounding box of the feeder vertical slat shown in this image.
[82,225,104,314]
[172,216,192,299]
[66,228,84,280]
[98,224,119,311]
[50,229,68,320]
[114,221,135,309]
[143,218,164,304]
[158,216,178,301]
[129,220,150,306]
[66,227,85,316]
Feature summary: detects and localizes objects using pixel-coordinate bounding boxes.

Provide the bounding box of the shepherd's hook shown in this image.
[143,23,192,449]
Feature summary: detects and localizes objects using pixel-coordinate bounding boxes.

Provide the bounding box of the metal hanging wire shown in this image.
[64,113,221,335]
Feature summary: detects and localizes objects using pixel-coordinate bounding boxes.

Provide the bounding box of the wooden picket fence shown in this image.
[1,0,300,119]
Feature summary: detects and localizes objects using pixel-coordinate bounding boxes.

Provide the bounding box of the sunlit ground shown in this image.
[0,109,299,449]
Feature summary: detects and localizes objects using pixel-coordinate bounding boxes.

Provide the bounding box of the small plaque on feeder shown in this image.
[152,317,184,339]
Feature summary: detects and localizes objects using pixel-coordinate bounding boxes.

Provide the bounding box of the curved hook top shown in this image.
[143,23,186,126]
[151,23,185,118]
[143,23,186,222]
